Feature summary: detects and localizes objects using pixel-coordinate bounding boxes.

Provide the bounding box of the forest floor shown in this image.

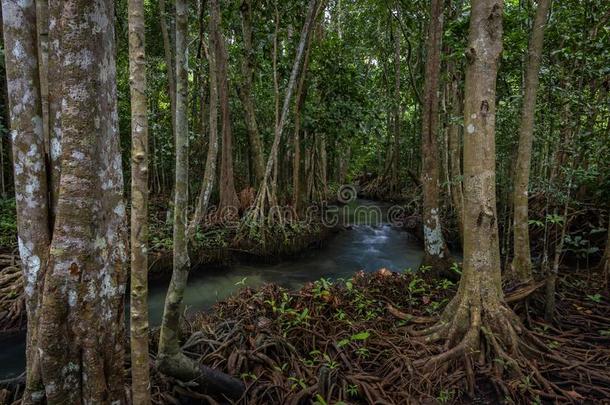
[146,267,610,405]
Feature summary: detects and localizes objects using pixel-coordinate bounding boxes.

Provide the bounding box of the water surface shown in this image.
[0,199,424,378]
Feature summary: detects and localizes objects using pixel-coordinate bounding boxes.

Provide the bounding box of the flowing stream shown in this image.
[0,199,424,379]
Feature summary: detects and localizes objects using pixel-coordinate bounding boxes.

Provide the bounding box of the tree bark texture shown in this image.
[128,0,151,402]
[510,0,551,282]
[211,0,239,217]
[158,0,191,367]
[3,0,129,401]
[239,0,265,186]
[421,0,451,270]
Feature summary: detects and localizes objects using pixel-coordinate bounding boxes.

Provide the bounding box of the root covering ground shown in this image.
[149,268,610,404]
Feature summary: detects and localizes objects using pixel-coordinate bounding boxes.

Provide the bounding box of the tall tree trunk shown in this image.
[156,2,245,397]
[159,0,176,144]
[212,0,239,218]
[510,0,551,282]
[392,20,401,193]
[413,0,529,374]
[421,0,451,270]
[128,0,151,402]
[447,64,464,243]
[158,0,191,369]
[292,19,315,212]
[2,1,49,400]
[189,21,219,237]
[239,0,265,186]
[3,0,129,401]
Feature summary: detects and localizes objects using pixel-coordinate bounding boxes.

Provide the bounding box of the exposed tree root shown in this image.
[0,252,25,332]
[143,268,610,404]
[409,279,610,403]
[4,268,610,403]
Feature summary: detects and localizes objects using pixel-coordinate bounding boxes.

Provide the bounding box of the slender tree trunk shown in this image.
[158,0,191,369]
[211,0,239,218]
[601,212,610,285]
[128,0,150,402]
[447,64,464,242]
[239,0,265,186]
[421,0,451,270]
[510,0,551,282]
[392,21,401,193]
[159,0,176,143]
[156,3,245,397]
[189,15,219,237]
[292,20,315,212]
[2,1,49,401]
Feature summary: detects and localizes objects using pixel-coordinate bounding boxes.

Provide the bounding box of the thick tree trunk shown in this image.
[211,0,239,218]
[239,0,265,186]
[2,1,49,401]
[158,0,191,368]
[35,0,48,161]
[457,0,505,312]
[189,22,219,236]
[412,0,528,375]
[420,0,451,271]
[8,0,129,401]
[128,0,151,402]
[510,0,551,282]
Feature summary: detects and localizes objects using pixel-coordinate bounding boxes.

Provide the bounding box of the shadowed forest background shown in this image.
[0,0,609,404]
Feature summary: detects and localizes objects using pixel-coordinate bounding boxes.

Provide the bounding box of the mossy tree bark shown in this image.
[3,0,128,401]
[2,1,49,401]
[47,0,62,220]
[510,0,551,283]
[158,0,191,370]
[128,0,151,402]
[420,0,451,271]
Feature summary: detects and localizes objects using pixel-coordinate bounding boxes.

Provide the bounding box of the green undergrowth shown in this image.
[0,198,17,250]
